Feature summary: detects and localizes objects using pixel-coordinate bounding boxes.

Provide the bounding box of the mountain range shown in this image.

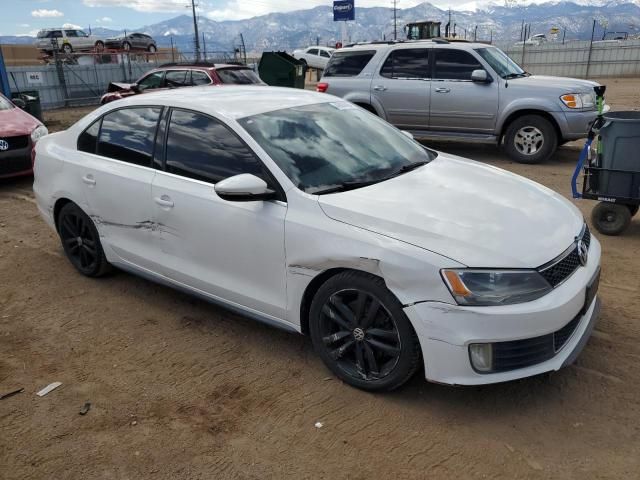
[2,1,640,54]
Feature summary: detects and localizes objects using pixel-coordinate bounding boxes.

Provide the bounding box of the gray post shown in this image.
[586,19,596,79]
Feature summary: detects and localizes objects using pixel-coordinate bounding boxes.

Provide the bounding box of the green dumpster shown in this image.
[258,52,306,89]
[12,90,43,122]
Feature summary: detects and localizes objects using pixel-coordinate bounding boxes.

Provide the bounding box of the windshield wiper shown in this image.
[313,161,429,195]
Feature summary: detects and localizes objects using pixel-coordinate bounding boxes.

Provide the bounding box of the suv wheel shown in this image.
[123,41,131,51]
[504,114,557,164]
[309,271,421,391]
[148,44,157,53]
[62,43,73,54]
[95,41,105,52]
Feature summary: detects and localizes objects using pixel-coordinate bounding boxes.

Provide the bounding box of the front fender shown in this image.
[497,98,565,133]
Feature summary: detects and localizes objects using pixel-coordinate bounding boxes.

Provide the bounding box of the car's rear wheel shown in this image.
[62,43,73,54]
[148,44,157,53]
[57,202,111,277]
[309,271,421,391]
[591,202,631,236]
[95,40,105,52]
[504,114,557,164]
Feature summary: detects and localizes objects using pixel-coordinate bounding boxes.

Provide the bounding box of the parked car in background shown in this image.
[514,34,548,46]
[292,46,335,69]
[34,86,600,392]
[105,32,157,52]
[319,40,606,163]
[0,94,47,179]
[100,62,265,104]
[35,28,105,54]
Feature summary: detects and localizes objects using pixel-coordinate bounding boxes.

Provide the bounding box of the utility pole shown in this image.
[392,0,398,40]
[190,0,201,61]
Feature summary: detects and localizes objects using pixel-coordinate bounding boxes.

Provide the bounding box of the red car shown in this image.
[0,94,48,179]
[100,62,265,104]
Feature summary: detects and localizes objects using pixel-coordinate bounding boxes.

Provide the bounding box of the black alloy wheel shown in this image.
[57,202,110,277]
[309,271,420,391]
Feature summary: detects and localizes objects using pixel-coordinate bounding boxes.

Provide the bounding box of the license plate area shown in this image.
[582,267,600,315]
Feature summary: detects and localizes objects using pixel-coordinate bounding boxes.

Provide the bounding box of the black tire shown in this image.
[309,271,421,392]
[123,41,131,51]
[628,205,639,217]
[591,202,631,236]
[148,44,157,53]
[61,43,73,54]
[57,202,111,277]
[504,114,558,164]
[95,40,105,52]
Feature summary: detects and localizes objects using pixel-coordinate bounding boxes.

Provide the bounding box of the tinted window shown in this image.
[78,30,89,37]
[138,71,164,91]
[191,71,211,85]
[380,49,430,79]
[165,109,266,184]
[323,51,375,77]
[65,30,78,37]
[308,48,319,55]
[434,49,483,80]
[97,107,161,166]
[165,70,190,88]
[216,68,262,85]
[78,118,101,154]
[320,50,331,58]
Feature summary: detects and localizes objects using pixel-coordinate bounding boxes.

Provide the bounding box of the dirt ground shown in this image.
[1,79,640,479]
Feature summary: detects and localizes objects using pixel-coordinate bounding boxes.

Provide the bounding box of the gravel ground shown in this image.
[1,78,639,479]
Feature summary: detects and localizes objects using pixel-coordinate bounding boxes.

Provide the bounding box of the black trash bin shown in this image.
[258,52,306,89]
[11,90,43,122]
[597,111,640,198]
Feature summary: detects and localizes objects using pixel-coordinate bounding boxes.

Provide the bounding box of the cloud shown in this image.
[82,0,187,12]
[63,23,84,29]
[96,16,113,23]
[20,23,30,28]
[31,8,64,17]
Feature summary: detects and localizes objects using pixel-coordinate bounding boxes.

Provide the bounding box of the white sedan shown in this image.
[292,46,335,69]
[33,86,601,391]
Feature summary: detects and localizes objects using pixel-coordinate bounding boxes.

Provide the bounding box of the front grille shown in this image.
[0,135,29,150]
[0,155,32,175]
[538,224,590,287]
[490,313,582,372]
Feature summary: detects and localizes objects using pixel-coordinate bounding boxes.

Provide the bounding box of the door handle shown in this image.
[373,85,387,91]
[435,87,451,93]
[154,195,174,208]
[82,174,96,186]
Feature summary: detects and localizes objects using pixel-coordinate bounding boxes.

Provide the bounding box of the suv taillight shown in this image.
[316,82,329,93]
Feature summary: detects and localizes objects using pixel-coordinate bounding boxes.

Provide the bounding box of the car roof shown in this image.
[156,63,248,70]
[337,40,489,51]
[108,86,335,120]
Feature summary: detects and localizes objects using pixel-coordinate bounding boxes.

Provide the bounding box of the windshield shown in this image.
[475,47,525,78]
[238,102,436,194]
[216,68,263,85]
[0,95,14,111]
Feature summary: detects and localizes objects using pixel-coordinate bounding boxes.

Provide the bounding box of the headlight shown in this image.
[560,92,595,109]
[441,269,552,306]
[31,125,48,144]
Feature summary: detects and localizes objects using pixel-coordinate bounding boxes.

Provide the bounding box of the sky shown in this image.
[2,0,521,36]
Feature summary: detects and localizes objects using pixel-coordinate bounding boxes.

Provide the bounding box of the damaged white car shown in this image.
[33,86,601,391]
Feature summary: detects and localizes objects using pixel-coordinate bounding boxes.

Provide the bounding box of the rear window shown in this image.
[323,50,376,77]
[216,68,262,85]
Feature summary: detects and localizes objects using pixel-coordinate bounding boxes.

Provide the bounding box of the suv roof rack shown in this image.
[343,38,450,48]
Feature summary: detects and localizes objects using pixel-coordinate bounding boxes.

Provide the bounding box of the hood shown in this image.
[0,107,41,137]
[509,75,598,93]
[318,154,583,268]
[106,81,135,93]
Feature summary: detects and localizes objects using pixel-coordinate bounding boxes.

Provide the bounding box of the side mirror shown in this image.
[12,98,26,109]
[470,69,490,83]
[401,130,414,140]
[214,174,277,202]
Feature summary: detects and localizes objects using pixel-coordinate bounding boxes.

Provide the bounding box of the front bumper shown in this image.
[0,146,33,179]
[405,236,602,385]
[553,108,608,141]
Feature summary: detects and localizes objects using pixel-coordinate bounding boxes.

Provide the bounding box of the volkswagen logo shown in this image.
[0,139,8,151]
[577,239,589,266]
[353,327,365,342]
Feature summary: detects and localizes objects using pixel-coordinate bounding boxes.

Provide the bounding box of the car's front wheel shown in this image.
[309,271,421,391]
[123,41,131,51]
[504,114,558,164]
[61,43,73,54]
[57,202,111,277]
[95,40,105,52]
[148,44,157,53]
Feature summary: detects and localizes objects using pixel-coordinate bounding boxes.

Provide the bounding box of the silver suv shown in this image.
[318,40,603,163]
